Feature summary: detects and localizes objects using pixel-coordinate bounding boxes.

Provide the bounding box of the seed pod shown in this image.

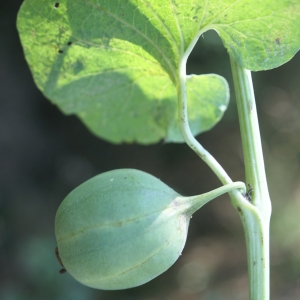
[55,168,194,290]
[55,169,244,290]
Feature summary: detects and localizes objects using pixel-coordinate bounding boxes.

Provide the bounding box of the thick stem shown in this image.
[230,59,271,216]
[230,58,271,300]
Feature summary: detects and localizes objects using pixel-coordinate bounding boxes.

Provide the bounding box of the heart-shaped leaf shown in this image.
[17,0,300,143]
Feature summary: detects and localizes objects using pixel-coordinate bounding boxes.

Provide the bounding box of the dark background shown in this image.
[1,1,300,299]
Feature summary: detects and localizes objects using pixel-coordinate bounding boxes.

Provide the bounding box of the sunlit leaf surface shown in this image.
[17,0,300,143]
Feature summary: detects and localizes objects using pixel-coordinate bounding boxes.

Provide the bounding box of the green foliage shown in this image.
[17,0,300,144]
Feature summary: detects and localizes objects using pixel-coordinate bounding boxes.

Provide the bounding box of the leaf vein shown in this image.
[86,0,177,79]
[140,0,180,57]
[169,0,184,55]
[197,0,209,32]
[206,0,243,26]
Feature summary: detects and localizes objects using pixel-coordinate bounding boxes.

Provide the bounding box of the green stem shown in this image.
[230,57,271,300]
[178,56,232,185]
[178,54,248,215]
[178,47,271,300]
[176,181,246,216]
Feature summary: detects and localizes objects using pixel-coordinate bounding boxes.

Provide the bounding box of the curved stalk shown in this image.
[176,181,246,216]
[178,56,232,185]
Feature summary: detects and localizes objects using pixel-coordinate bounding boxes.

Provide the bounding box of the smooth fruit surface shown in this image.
[55,169,190,289]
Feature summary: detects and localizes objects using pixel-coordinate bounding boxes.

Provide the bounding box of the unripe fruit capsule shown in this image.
[55,169,193,290]
[55,169,244,289]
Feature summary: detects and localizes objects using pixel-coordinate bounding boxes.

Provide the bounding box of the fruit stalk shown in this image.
[177,181,246,216]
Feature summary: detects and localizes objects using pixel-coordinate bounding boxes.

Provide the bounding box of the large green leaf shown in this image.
[17,0,300,144]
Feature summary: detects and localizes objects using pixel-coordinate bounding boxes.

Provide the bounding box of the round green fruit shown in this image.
[55,169,190,290]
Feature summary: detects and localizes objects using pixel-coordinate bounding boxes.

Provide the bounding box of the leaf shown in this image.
[166,74,229,142]
[17,0,300,144]
[203,0,300,71]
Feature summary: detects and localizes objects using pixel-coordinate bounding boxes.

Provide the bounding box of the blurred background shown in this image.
[1,1,300,299]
